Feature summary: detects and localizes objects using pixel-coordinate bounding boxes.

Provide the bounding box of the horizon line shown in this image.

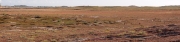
[0,4,180,7]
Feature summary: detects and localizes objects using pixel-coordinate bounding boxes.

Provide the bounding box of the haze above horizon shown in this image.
[1,0,180,6]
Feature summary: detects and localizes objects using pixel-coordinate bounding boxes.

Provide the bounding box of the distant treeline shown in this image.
[1,5,180,10]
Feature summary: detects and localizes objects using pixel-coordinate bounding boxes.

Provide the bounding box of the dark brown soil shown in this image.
[85,24,180,42]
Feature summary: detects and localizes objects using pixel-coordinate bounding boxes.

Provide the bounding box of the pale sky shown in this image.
[1,0,180,6]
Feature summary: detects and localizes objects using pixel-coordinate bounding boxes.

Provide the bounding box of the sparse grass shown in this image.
[128,30,147,35]
[0,14,114,27]
[63,20,76,25]
[0,7,180,42]
[116,30,147,37]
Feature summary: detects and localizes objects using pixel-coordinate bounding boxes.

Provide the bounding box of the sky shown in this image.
[1,0,180,6]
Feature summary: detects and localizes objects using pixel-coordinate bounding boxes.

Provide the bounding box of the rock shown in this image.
[83,22,90,25]
[55,26,64,30]
[167,24,177,27]
[34,15,41,18]
[45,26,54,28]
[109,21,116,24]
[67,25,76,28]
[126,35,146,38]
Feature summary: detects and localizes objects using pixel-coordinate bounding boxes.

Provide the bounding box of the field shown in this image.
[0,7,180,42]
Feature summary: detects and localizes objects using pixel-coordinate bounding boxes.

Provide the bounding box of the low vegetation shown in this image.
[0,7,180,42]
